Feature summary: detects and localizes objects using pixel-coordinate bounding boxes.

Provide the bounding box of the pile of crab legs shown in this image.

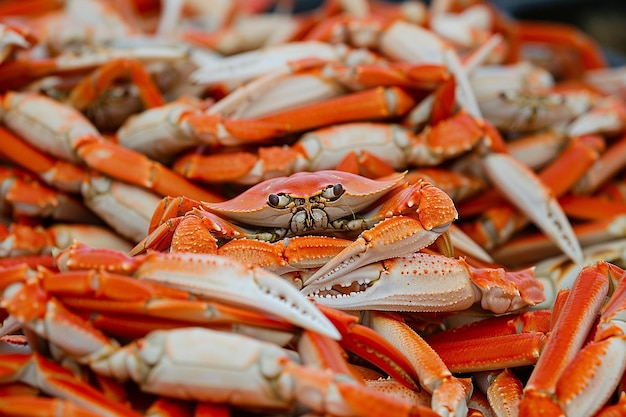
[0,0,626,415]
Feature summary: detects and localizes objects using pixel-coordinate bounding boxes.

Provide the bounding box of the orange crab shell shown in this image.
[202,170,407,227]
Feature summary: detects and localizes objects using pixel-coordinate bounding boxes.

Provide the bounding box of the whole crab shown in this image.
[132,170,458,279]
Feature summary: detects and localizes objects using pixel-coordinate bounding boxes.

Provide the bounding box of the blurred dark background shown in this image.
[494,0,626,65]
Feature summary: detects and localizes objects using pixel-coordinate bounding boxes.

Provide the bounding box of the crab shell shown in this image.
[202,170,407,227]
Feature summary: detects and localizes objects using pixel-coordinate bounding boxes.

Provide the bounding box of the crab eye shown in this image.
[322,183,344,200]
[268,193,290,208]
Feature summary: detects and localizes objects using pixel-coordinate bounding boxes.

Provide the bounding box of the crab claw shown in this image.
[303,253,544,314]
[134,252,340,340]
[304,179,457,286]
[482,152,583,264]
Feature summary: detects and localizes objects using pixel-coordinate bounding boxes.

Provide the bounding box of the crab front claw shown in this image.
[304,179,457,286]
[303,253,544,314]
[133,252,340,340]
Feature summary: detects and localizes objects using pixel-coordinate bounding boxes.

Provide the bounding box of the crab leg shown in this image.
[132,251,340,339]
[559,195,626,221]
[0,395,104,417]
[514,21,607,76]
[460,134,603,218]
[0,125,86,193]
[216,236,354,275]
[491,213,626,267]
[172,113,486,185]
[554,266,626,417]
[425,311,550,373]
[0,22,36,63]
[316,304,422,391]
[471,134,593,263]
[0,223,132,258]
[519,261,617,414]
[0,353,141,417]
[67,57,165,111]
[190,41,349,85]
[186,86,417,142]
[30,268,296,334]
[0,165,96,223]
[572,132,626,195]
[369,312,472,416]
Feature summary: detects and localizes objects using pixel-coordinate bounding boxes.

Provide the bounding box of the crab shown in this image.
[132,170,458,279]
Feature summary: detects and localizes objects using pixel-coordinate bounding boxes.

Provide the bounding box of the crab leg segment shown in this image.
[316,304,421,391]
[209,86,417,141]
[369,312,472,417]
[425,311,550,373]
[304,253,544,314]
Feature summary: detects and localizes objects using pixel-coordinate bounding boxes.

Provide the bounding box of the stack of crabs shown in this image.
[0,0,625,415]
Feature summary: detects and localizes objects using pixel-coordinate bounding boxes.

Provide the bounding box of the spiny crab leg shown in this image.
[316,304,422,392]
[369,311,472,416]
[56,244,340,340]
[303,252,545,315]
[554,268,626,417]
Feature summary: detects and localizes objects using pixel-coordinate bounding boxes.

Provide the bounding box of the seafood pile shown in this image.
[0,0,625,415]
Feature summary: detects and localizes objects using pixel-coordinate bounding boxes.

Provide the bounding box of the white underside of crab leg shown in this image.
[133,252,340,339]
[483,152,583,264]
